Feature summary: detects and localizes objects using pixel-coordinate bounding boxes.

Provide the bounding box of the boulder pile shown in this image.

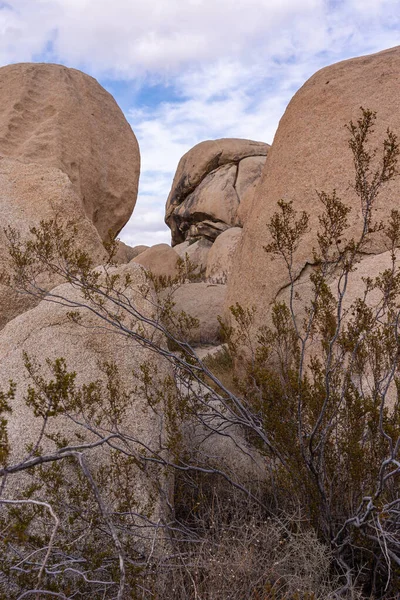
[3,46,400,586]
[165,138,268,246]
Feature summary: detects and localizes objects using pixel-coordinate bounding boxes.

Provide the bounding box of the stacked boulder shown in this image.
[0,62,140,330]
[165,138,268,245]
[151,138,269,347]
[0,64,171,543]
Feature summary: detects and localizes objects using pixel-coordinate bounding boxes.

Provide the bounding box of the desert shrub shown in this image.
[213,108,400,597]
[1,108,400,598]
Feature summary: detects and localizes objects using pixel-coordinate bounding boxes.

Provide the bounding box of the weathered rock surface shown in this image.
[174,238,213,273]
[130,244,150,259]
[132,243,180,279]
[114,241,149,264]
[0,262,170,529]
[166,138,269,245]
[235,156,267,226]
[0,157,107,330]
[183,407,267,485]
[0,62,140,240]
[174,164,239,239]
[227,46,400,330]
[164,282,226,345]
[206,227,242,284]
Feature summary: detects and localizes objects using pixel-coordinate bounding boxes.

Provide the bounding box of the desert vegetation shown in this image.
[0,108,400,599]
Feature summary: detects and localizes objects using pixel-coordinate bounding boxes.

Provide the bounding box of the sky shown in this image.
[1,1,400,247]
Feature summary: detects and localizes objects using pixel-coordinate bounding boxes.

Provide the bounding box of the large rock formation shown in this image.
[0,262,171,541]
[227,46,400,330]
[157,140,268,345]
[162,282,226,345]
[206,227,242,284]
[0,63,140,241]
[0,63,141,330]
[114,241,149,264]
[0,157,107,330]
[174,238,212,274]
[165,138,268,246]
[132,243,180,278]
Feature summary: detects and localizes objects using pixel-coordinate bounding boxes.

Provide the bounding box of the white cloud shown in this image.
[120,194,170,247]
[1,0,322,75]
[1,0,400,246]
[1,1,399,80]
[123,53,335,247]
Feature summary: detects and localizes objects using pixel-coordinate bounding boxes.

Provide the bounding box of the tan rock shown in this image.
[0,62,140,240]
[0,157,107,330]
[130,244,150,259]
[0,262,171,535]
[187,220,230,241]
[180,344,268,482]
[183,404,267,485]
[114,241,149,264]
[174,238,213,274]
[206,227,242,284]
[174,164,239,236]
[277,250,398,324]
[173,241,190,258]
[235,156,267,226]
[227,46,400,330]
[131,243,180,279]
[166,138,269,245]
[114,240,134,264]
[165,282,226,345]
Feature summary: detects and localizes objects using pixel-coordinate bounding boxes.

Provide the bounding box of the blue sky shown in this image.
[1,0,400,246]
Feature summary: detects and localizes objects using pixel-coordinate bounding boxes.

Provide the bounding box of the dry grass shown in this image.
[138,476,344,600]
[202,345,241,396]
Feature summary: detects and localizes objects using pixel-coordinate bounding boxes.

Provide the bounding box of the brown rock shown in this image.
[114,241,149,264]
[130,244,150,259]
[114,240,134,264]
[0,62,140,240]
[0,157,107,330]
[227,46,400,330]
[164,282,226,345]
[183,405,267,484]
[174,237,212,274]
[206,227,242,284]
[235,156,267,226]
[166,138,269,245]
[188,220,230,241]
[235,156,267,199]
[0,262,171,532]
[174,164,239,236]
[132,243,180,279]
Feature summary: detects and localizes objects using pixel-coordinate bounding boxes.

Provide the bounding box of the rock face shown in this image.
[132,243,180,279]
[0,62,141,330]
[206,227,242,284]
[114,241,149,264]
[0,262,171,535]
[235,156,267,226]
[174,238,213,273]
[165,139,268,246]
[160,140,268,341]
[0,157,107,330]
[227,46,400,330]
[163,282,226,345]
[0,63,140,241]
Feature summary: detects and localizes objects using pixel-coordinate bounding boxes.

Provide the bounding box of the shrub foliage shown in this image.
[0,109,399,598]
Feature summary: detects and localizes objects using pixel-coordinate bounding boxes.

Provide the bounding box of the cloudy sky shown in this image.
[1,0,400,246]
